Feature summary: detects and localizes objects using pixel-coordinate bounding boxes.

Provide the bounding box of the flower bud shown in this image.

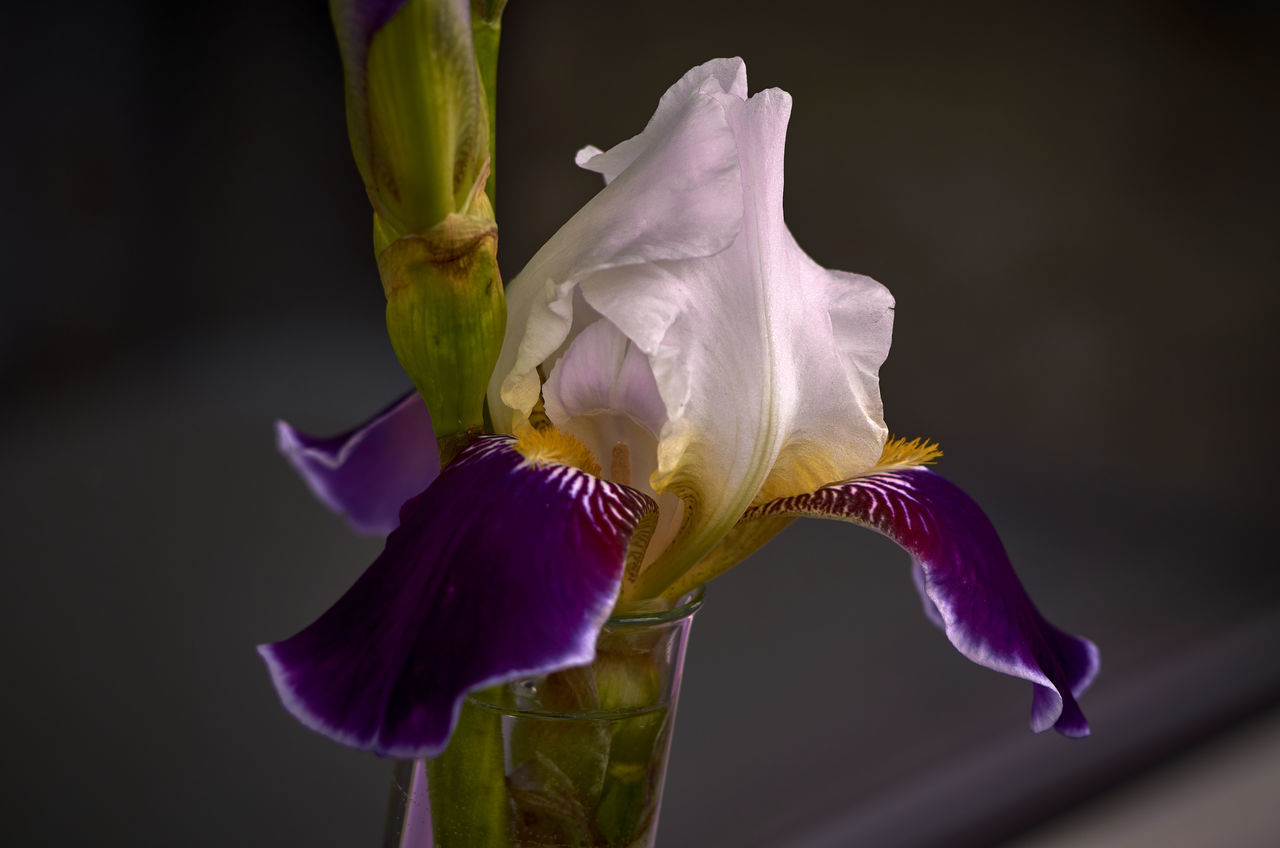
[332,0,490,237]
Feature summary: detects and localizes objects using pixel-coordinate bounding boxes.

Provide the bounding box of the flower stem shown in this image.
[426,695,510,847]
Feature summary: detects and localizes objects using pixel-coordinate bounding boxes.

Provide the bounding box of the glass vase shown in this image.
[383,588,705,848]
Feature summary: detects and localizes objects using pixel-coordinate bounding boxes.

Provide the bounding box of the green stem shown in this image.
[426,696,510,847]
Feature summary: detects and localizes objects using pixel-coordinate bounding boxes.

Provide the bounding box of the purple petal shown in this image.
[276,392,439,536]
[331,0,411,46]
[330,0,411,84]
[747,467,1099,737]
[259,436,656,757]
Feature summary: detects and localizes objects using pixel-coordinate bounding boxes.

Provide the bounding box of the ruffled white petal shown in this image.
[575,58,748,186]
[488,59,745,432]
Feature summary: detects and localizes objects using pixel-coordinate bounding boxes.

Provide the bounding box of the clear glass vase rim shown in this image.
[606,585,705,628]
[462,586,705,720]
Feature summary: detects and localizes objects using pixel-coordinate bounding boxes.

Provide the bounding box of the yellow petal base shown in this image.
[866,436,943,474]
[514,425,602,477]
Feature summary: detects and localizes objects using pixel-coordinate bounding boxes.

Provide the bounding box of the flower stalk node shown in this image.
[377,209,505,442]
[382,212,498,274]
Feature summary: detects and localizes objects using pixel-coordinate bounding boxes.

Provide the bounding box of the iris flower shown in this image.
[260,59,1098,758]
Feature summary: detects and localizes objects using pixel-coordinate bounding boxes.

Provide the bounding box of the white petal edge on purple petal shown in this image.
[743,465,1099,737]
[259,436,657,757]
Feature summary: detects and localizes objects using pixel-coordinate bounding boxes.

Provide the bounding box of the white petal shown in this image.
[587,86,895,587]
[543,319,667,439]
[488,64,745,431]
[576,58,749,185]
[492,59,895,594]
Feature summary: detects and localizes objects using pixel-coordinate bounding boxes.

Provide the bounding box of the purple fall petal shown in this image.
[259,436,656,758]
[747,467,1099,737]
[276,392,439,536]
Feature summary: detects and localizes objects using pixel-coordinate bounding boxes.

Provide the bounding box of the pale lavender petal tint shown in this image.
[331,0,411,74]
[258,436,657,758]
[748,467,1099,737]
[276,392,439,536]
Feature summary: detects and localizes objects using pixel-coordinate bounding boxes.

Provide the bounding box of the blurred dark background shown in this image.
[4,1,1278,845]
